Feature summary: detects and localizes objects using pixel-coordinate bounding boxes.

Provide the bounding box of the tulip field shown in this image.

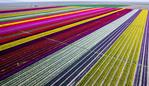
[0,5,148,86]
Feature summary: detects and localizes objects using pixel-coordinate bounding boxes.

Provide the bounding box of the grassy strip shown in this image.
[0,7,78,18]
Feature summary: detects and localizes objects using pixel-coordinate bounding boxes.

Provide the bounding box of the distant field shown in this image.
[65,4,128,7]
